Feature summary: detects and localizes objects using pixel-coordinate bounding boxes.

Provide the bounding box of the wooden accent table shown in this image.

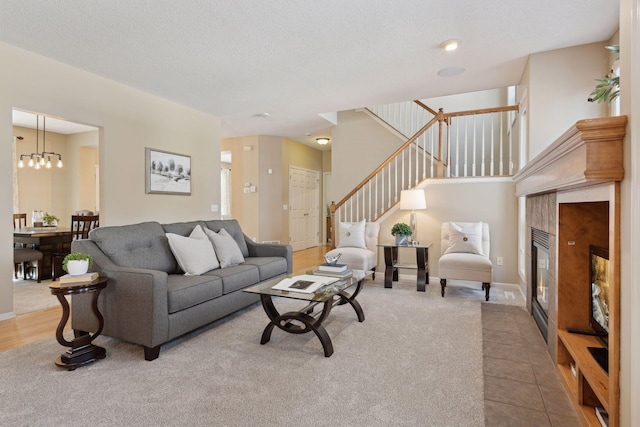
[49,277,108,370]
[378,243,432,292]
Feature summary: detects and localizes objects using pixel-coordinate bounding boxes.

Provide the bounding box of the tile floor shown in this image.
[482,303,582,427]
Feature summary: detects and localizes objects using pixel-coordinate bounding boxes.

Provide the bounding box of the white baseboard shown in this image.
[0,311,17,321]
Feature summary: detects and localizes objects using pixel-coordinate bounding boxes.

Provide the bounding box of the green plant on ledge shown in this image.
[391,223,412,236]
[588,44,619,104]
[62,252,93,273]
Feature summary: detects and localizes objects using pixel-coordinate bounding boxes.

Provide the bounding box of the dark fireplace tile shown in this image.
[540,384,580,420]
[484,400,551,427]
[484,357,537,384]
[483,342,529,362]
[483,318,521,333]
[482,328,525,346]
[484,376,546,411]
[547,411,582,427]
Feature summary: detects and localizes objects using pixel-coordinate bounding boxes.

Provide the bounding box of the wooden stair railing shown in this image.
[330,103,519,248]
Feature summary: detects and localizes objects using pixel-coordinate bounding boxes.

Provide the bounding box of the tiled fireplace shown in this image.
[514,115,626,426]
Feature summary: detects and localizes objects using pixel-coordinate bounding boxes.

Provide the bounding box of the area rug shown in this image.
[0,278,485,426]
[12,278,59,315]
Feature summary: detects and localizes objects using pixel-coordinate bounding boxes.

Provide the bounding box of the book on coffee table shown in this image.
[272,275,339,294]
[313,269,353,279]
[317,263,348,273]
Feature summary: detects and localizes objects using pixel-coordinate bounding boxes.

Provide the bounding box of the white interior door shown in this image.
[289,166,320,251]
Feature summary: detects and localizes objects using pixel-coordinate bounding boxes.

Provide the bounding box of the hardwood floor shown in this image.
[0,245,331,353]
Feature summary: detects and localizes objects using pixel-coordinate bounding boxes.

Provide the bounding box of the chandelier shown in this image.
[17,115,63,169]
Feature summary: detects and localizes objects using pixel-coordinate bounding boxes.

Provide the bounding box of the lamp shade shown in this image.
[400,189,427,210]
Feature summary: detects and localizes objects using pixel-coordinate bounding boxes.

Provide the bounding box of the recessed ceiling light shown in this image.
[440,39,461,52]
[437,67,465,77]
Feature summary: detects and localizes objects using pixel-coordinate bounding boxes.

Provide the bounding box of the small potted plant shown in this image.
[63,252,93,276]
[43,213,59,227]
[391,222,412,246]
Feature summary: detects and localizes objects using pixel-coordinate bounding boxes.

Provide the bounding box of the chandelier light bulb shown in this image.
[18,159,24,168]
[57,158,63,168]
[34,161,41,170]
[39,156,45,166]
[28,157,34,167]
[46,158,52,168]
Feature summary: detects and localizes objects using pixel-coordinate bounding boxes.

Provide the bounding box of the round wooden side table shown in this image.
[49,277,108,370]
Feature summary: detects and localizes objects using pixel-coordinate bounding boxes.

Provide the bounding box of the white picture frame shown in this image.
[145,148,191,195]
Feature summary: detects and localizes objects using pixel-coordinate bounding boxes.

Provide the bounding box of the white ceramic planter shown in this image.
[67,260,89,276]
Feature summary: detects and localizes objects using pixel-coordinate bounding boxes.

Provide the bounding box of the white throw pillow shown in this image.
[166,231,220,275]
[445,222,484,255]
[204,227,245,268]
[338,220,367,249]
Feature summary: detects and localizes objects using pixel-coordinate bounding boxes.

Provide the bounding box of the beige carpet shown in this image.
[0,277,490,426]
[12,278,59,315]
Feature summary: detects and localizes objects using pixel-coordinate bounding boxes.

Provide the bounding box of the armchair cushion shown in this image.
[338,220,367,249]
[445,221,484,255]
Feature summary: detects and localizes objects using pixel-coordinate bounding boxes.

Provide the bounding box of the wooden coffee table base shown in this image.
[258,280,365,357]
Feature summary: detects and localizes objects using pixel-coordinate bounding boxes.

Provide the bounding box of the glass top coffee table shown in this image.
[244,268,372,357]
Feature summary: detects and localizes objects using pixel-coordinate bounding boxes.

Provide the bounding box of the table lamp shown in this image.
[400,189,427,243]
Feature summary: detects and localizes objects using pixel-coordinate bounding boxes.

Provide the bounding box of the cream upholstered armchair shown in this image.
[438,221,493,301]
[324,220,379,278]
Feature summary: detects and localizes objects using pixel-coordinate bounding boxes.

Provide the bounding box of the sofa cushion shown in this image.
[166,231,219,275]
[242,257,288,281]
[167,274,223,314]
[205,228,245,268]
[205,264,260,294]
[203,219,249,257]
[89,221,178,273]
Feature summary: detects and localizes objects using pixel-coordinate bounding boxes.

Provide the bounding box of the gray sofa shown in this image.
[71,219,292,360]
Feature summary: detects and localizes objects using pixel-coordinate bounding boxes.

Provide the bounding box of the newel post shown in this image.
[436,108,445,177]
[330,202,337,249]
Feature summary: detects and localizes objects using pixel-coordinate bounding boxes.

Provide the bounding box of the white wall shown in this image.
[0,41,221,318]
[421,87,508,112]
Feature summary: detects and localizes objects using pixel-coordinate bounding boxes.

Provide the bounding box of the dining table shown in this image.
[14,227,72,281]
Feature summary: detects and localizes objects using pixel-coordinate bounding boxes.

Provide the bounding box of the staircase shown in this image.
[330,100,519,246]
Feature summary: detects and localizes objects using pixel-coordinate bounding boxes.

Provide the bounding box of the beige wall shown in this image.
[221,136,324,245]
[377,179,519,284]
[15,127,99,226]
[331,110,399,203]
[525,42,609,160]
[1,41,220,317]
[14,126,71,225]
[68,131,99,215]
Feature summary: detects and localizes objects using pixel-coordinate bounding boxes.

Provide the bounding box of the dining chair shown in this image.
[13,213,44,282]
[71,214,100,240]
[51,214,100,280]
[13,213,27,230]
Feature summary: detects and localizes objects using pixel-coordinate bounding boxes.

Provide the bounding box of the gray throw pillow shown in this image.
[204,227,245,268]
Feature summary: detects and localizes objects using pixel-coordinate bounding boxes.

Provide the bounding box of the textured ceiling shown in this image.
[0,1,619,147]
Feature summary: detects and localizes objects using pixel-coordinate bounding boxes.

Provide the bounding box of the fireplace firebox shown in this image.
[531,229,550,342]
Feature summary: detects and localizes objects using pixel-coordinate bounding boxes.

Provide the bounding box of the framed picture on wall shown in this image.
[145,148,191,195]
